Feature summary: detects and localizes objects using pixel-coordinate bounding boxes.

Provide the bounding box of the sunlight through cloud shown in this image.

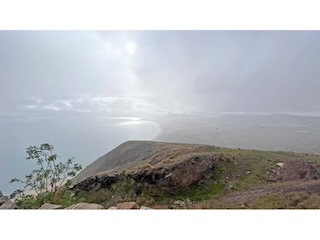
[125,41,137,55]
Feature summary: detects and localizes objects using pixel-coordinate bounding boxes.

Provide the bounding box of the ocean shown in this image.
[0,116,161,195]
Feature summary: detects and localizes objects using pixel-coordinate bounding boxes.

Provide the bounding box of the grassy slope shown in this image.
[72,141,320,209]
[73,141,214,182]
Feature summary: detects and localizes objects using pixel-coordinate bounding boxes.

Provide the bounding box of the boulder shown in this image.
[116,202,139,209]
[39,203,63,209]
[276,162,284,167]
[0,190,2,197]
[0,200,18,209]
[140,206,153,210]
[108,206,118,210]
[0,196,9,205]
[65,203,104,209]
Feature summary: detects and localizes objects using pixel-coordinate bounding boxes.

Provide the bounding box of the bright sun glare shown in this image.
[125,42,137,55]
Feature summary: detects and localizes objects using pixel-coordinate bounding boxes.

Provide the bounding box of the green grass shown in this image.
[205,146,320,191]
[70,143,320,209]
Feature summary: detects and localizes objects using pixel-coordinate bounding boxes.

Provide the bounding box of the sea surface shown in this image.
[0,116,160,195]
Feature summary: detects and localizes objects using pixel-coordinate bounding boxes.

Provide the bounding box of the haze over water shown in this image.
[2,31,320,195]
[0,116,160,195]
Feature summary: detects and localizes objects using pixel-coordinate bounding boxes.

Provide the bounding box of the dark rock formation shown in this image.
[129,154,227,190]
[71,154,227,192]
[72,173,126,191]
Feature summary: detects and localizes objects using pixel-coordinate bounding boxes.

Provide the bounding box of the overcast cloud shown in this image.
[1,31,320,118]
[2,31,320,195]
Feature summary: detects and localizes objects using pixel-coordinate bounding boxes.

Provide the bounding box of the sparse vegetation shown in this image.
[250,192,320,209]
[8,141,320,209]
[9,143,82,209]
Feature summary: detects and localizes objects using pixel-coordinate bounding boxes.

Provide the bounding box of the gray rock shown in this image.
[108,206,118,210]
[65,203,104,209]
[0,190,2,197]
[0,196,9,205]
[0,200,18,209]
[39,203,63,209]
[276,162,284,167]
[140,206,153,210]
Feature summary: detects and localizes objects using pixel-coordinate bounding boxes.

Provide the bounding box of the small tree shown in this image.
[10,143,82,205]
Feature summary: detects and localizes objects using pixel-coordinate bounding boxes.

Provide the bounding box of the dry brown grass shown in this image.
[250,192,320,209]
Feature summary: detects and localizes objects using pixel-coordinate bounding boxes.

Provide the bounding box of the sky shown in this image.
[1,31,320,194]
[1,31,320,119]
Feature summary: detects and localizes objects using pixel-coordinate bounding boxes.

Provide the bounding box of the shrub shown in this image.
[9,143,82,208]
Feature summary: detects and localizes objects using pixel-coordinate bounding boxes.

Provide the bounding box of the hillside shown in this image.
[71,141,320,209]
[73,141,213,183]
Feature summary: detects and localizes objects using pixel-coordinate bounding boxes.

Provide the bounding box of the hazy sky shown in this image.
[2,30,320,194]
[1,31,320,119]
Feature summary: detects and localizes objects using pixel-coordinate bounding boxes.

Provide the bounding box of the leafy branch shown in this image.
[10,143,82,203]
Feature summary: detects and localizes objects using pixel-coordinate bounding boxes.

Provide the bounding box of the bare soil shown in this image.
[221,159,320,207]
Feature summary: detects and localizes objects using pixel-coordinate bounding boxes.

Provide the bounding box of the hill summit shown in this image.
[73,141,221,183]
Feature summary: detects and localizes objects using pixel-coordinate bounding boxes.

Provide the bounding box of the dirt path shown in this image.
[221,180,320,206]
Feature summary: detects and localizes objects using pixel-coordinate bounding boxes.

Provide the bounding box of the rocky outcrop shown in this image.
[71,154,227,192]
[132,155,227,189]
[65,203,104,209]
[0,200,18,209]
[39,203,63,209]
[267,160,320,182]
[73,174,125,191]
